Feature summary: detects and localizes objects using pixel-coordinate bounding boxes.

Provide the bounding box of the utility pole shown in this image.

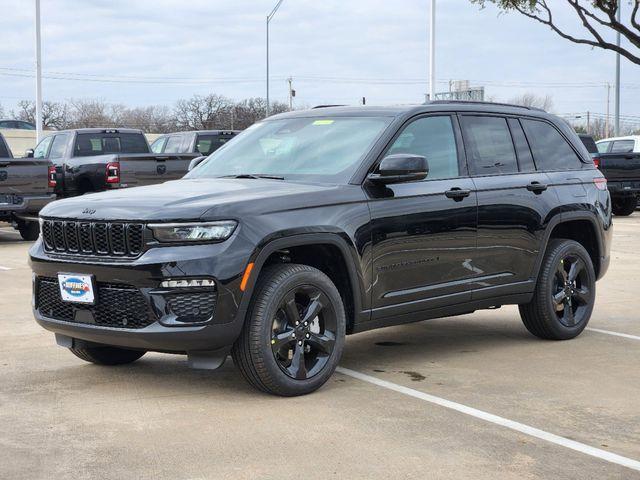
[266,0,284,118]
[614,3,621,136]
[586,111,590,135]
[34,0,43,142]
[428,0,436,101]
[287,77,294,110]
[606,83,611,137]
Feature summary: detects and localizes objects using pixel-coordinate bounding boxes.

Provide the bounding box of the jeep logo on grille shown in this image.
[82,208,96,215]
[0,171,7,181]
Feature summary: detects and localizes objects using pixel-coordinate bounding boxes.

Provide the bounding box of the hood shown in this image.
[40,178,352,221]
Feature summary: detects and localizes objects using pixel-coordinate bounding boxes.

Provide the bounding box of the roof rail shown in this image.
[312,104,347,109]
[427,100,546,112]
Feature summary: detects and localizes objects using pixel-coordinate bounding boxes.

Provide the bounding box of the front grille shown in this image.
[41,219,145,258]
[166,291,217,323]
[36,277,155,329]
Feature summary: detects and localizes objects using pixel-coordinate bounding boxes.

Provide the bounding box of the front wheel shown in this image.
[519,239,596,340]
[232,264,346,396]
[612,196,637,216]
[17,221,40,241]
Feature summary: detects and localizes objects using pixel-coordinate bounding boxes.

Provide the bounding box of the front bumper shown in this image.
[29,239,250,353]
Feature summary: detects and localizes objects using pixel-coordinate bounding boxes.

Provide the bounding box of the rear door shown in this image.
[461,114,556,295]
[368,114,478,318]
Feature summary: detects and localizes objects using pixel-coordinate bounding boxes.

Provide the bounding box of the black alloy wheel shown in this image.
[519,239,595,340]
[232,263,346,396]
[270,285,337,380]
[552,254,592,328]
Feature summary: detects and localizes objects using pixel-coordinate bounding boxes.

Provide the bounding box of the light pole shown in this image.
[266,0,284,117]
[35,0,43,142]
[428,0,436,101]
[614,3,621,136]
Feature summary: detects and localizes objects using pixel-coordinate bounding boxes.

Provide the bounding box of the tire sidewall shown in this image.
[249,266,346,396]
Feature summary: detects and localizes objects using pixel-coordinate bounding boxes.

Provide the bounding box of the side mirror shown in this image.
[367,154,428,185]
[24,149,35,158]
[188,156,207,171]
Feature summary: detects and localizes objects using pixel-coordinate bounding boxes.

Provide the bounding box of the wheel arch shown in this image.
[237,233,367,334]
[534,212,604,281]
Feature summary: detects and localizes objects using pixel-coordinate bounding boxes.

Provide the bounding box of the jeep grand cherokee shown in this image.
[30,102,612,396]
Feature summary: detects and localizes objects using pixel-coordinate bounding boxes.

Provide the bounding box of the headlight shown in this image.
[149,221,237,243]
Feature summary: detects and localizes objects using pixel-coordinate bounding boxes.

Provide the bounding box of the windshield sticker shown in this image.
[313,119,335,126]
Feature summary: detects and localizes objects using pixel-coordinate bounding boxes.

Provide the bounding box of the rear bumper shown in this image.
[29,239,250,353]
[0,194,56,221]
[607,181,640,196]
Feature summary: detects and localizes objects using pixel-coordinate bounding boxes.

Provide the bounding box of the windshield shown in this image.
[186,116,392,182]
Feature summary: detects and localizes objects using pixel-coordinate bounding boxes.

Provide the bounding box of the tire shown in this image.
[18,221,40,241]
[69,345,146,365]
[231,264,346,396]
[612,196,637,216]
[519,239,596,340]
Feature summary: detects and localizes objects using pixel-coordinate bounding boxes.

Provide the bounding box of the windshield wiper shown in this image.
[220,174,285,180]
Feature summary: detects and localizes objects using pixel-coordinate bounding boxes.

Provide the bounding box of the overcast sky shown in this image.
[1,0,639,128]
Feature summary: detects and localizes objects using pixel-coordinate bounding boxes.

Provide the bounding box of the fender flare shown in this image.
[532,211,604,281]
[235,233,366,327]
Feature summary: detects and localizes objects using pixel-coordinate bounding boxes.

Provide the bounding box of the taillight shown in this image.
[47,166,56,188]
[593,156,600,169]
[593,177,607,191]
[106,161,120,184]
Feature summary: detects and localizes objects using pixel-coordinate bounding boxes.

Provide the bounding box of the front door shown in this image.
[367,114,478,320]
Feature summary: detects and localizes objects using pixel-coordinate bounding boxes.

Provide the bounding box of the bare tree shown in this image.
[174,94,234,130]
[508,92,554,110]
[12,100,70,130]
[0,103,4,118]
[471,1,640,65]
[113,105,176,133]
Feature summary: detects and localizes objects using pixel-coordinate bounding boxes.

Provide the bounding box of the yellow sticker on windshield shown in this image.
[313,119,334,125]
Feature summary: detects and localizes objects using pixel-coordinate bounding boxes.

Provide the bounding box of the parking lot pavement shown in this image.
[1,220,639,480]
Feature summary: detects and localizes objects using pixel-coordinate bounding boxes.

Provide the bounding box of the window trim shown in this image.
[365,112,469,184]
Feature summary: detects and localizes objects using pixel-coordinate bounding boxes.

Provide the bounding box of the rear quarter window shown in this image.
[521,119,583,170]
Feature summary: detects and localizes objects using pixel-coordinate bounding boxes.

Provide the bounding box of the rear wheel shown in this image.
[70,345,146,365]
[232,264,345,396]
[612,196,637,216]
[17,221,40,241]
[519,239,595,340]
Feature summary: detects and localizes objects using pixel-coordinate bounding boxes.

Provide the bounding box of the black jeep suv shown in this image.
[30,102,612,396]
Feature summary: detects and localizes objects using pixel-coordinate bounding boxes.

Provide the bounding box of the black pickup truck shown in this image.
[0,132,56,240]
[579,134,640,215]
[150,130,239,171]
[27,128,200,197]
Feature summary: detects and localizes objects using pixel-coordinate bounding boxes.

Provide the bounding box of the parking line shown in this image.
[0,266,11,271]
[587,328,640,342]
[337,367,640,472]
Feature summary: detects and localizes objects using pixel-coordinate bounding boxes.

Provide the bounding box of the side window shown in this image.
[596,141,611,153]
[164,136,183,154]
[507,118,536,172]
[521,119,582,170]
[49,134,69,158]
[0,138,9,157]
[386,115,459,180]
[610,140,634,153]
[33,136,53,159]
[460,116,518,175]
[150,137,167,153]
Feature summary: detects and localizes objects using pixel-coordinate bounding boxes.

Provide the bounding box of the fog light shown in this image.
[160,279,216,288]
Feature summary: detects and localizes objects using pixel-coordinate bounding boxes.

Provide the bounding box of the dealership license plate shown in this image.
[58,274,95,304]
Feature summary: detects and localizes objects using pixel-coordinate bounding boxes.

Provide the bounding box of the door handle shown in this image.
[526,181,548,193]
[444,188,471,201]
